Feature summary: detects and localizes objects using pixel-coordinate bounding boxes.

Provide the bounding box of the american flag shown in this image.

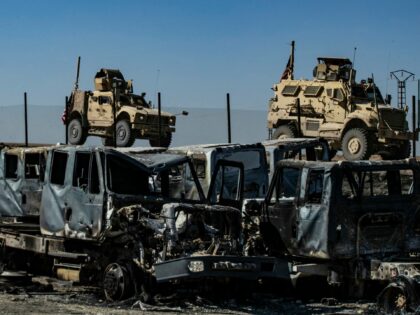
[280,55,293,81]
[61,109,67,125]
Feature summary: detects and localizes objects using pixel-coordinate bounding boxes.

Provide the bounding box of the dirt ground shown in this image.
[0,272,382,315]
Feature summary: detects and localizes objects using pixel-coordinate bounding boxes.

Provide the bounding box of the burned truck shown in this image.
[66,63,177,147]
[262,137,330,181]
[0,146,288,301]
[267,46,414,160]
[168,143,269,202]
[251,158,420,312]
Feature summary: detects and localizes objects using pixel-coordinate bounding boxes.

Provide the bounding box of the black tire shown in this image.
[396,141,411,159]
[68,118,87,145]
[273,124,297,139]
[101,137,114,146]
[341,128,371,161]
[149,132,172,148]
[103,263,134,301]
[115,120,135,147]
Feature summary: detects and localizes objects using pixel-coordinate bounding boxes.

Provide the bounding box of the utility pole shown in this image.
[24,92,28,147]
[158,92,162,147]
[390,70,414,109]
[226,93,232,143]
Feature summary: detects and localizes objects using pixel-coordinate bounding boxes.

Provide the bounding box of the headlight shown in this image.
[188,260,204,273]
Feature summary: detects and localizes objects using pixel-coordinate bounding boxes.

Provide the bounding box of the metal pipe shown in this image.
[296,97,302,136]
[295,97,302,160]
[158,92,162,147]
[227,93,231,143]
[113,87,117,148]
[24,92,28,147]
[418,80,420,129]
[65,96,68,145]
[413,95,416,158]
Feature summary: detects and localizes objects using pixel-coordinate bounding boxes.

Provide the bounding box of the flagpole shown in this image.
[290,40,295,80]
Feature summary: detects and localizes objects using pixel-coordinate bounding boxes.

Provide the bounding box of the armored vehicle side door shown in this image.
[87,91,114,127]
[324,87,346,123]
[207,160,244,209]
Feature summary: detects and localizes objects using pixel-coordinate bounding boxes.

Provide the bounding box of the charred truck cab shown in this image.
[262,137,330,181]
[0,146,289,301]
[169,143,269,202]
[257,158,420,311]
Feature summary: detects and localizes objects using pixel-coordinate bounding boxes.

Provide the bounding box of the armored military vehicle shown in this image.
[267,45,414,160]
[66,60,177,147]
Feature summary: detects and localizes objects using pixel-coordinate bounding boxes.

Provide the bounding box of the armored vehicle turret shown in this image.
[66,59,177,147]
[267,45,413,160]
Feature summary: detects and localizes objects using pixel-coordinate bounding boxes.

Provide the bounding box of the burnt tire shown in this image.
[68,118,87,145]
[273,125,297,139]
[103,263,134,301]
[116,119,135,147]
[341,128,371,161]
[149,132,172,148]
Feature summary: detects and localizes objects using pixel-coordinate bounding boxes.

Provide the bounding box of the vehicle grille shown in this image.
[380,109,405,131]
[148,116,170,125]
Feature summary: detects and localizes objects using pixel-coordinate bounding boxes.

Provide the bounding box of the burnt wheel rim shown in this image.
[103,263,129,301]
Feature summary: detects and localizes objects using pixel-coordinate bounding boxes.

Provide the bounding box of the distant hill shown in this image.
[0,106,268,147]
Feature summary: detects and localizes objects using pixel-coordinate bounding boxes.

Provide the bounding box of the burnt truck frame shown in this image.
[262,137,331,181]
[168,143,269,201]
[0,146,289,301]
[256,158,420,312]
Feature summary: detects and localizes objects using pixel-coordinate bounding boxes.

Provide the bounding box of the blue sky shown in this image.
[0,0,419,111]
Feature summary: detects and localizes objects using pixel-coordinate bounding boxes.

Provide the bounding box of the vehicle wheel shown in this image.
[149,132,172,148]
[341,128,371,161]
[377,279,410,313]
[103,263,133,301]
[115,120,135,147]
[273,125,297,139]
[68,118,87,145]
[396,141,411,159]
[101,137,114,146]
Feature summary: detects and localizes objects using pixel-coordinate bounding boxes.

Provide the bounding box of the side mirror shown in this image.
[386,94,392,105]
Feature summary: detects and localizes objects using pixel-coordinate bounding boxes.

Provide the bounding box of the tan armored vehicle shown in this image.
[268,48,413,160]
[67,66,176,147]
